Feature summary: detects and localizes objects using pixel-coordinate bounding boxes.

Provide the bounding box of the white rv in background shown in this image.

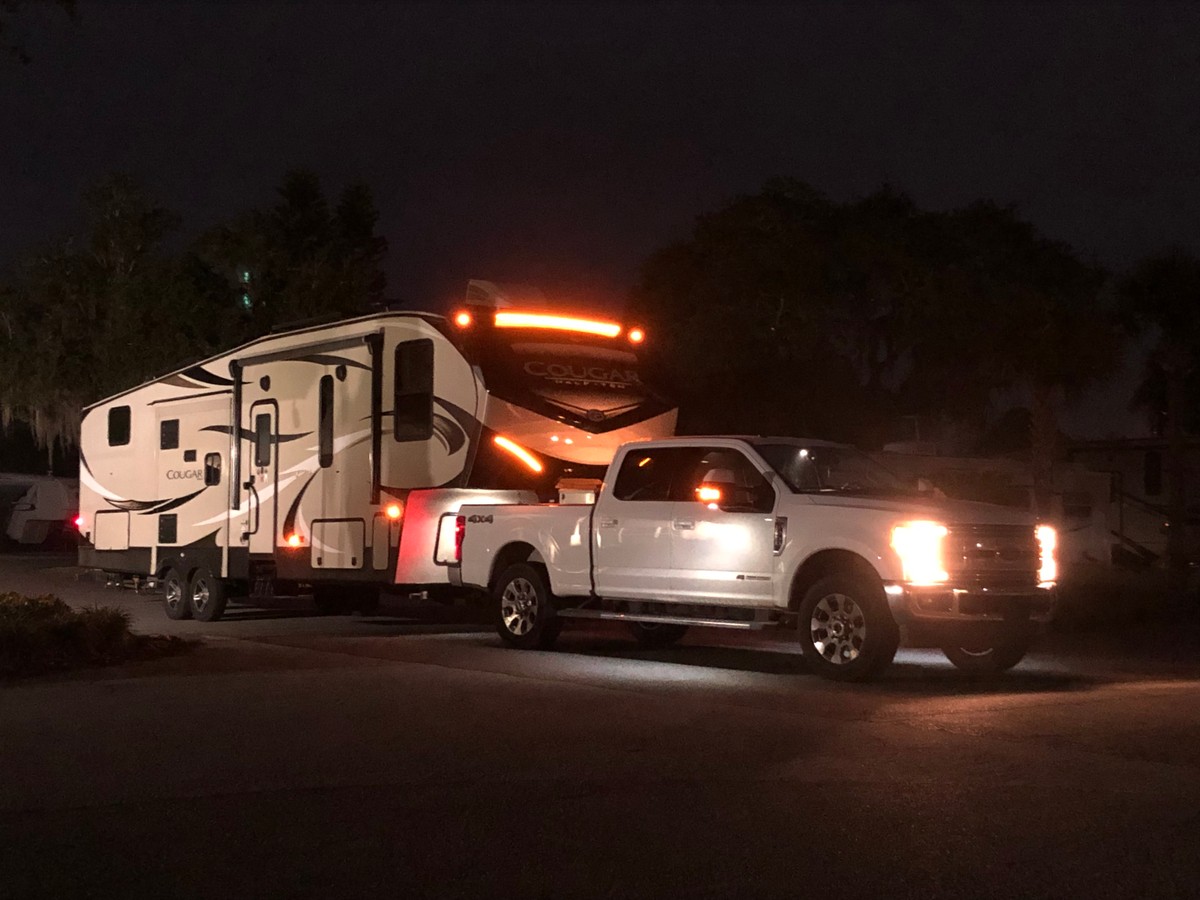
[78,284,676,620]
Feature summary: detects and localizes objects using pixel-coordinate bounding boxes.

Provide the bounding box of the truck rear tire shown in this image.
[494,563,561,650]
[629,622,688,648]
[943,632,1032,673]
[188,567,228,622]
[162,567,191,621]
[797,573,899,682]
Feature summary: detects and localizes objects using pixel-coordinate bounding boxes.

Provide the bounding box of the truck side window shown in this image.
[318,375,334,468]
[676,448,775,513]
[395,339,434,442]
[108,406,131,446]
[613,448,693,501]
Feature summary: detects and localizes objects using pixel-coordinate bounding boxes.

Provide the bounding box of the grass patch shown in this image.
[0,592,194,678]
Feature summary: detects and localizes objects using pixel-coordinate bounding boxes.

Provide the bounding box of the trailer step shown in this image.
[556,607,779,630]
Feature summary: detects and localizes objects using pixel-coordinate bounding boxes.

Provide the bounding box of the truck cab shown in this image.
[454,437,1057,681]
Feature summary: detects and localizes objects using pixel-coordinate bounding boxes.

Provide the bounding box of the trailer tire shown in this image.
[494,563,561,650]
[188,567,228,622]
[943,632,1032,674]
[629,622,689,648]
[161,567,191,621]
[797,573,898,682]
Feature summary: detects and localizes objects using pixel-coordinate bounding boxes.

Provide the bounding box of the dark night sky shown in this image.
[4,1,1199,311]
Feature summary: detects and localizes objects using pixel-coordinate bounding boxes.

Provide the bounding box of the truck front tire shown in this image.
[797,574,899,682]
[942,632,1032,673]
[494,563,561,650]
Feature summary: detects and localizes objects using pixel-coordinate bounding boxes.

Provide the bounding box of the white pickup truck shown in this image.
[447,437,1057,681]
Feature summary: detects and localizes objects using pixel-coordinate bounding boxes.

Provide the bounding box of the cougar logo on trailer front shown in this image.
[523,361,641,388]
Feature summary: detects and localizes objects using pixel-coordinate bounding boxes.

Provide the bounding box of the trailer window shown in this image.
[160,419,179,450]
[204,453,222,486]
[108,406,131,446]
[254,414,272,467]
[394,339,434,442]
[319,375,334,468]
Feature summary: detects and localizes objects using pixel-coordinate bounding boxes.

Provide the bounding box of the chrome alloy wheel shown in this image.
[164,577,185,614]
[190,577,211,615]
[810,593,867,664]
[501,577,539,636]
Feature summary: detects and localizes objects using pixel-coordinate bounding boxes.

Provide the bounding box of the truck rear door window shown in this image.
[613,447,696,502]
[394,339,434,442]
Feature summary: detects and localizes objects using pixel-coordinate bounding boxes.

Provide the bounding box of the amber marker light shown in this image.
[453,310,473,328]
[386,503,403,520]
[494,435,544,473]
[628,327,645,344]
[493,311,622,338]
[286,533,303,548]
[695,485,723,503]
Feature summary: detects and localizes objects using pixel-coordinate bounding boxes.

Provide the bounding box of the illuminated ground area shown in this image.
[2,553,1198,898]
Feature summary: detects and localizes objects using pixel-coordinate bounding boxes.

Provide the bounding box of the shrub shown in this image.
[0,592,184,677]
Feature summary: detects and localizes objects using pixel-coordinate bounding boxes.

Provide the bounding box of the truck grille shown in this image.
[945,524,1039,591]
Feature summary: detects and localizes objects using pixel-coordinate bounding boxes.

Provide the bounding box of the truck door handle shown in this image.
[674,520,695,530]
[598,518,618,528]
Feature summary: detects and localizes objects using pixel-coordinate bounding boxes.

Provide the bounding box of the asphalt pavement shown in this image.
[2,551,1199,899]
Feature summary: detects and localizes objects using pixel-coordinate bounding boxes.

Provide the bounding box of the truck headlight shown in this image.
[891,521,949,586]
[1036,524,1057,587]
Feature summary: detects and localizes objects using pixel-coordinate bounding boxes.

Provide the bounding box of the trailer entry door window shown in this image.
[108,406,131,446]
[319,375,334,468]
[394,339,434,442]
[160,419,179,450]
[254,413,272,467]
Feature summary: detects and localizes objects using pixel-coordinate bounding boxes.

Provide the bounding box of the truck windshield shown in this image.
[751,441,912,495]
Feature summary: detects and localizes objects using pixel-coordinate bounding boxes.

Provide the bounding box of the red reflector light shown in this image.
[74,515,84,529]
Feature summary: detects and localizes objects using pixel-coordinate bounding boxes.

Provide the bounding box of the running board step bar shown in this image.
[556,608,776,630]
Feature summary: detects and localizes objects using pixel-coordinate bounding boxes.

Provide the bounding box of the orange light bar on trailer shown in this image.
[493,311,622,338]
[493,435,544,473]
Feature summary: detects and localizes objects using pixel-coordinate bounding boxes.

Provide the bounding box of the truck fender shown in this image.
[787,547,888,610]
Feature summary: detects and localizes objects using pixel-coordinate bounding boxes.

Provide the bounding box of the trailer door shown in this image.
[245,401,279,555]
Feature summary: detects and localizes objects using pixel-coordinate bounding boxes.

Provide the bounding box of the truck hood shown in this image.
[805,493,1035,526]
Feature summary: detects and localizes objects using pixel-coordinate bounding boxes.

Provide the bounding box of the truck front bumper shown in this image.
[885,582,1057,647]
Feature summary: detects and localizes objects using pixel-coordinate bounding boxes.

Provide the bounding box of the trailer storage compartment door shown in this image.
[93,511,131,550]
[311,519,365,569]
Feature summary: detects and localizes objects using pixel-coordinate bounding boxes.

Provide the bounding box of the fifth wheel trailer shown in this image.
[77,291,676,620]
